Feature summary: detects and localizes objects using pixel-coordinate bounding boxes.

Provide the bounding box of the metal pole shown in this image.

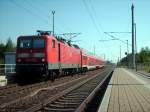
[120,45,121,62]
[127,40,129,68]
[135,23,137,71]
[93,45,95,55]
[131,4,135,69]
[104,54,106,60]
[127,40,129,55]
[118,57,120,66]
[119,45,122,67]
[52,11,55,36]
[135,23,137,53]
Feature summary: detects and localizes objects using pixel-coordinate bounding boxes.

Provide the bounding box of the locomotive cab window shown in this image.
[33,39,45,48]
[52,39,55,48]
[19,39,32,49]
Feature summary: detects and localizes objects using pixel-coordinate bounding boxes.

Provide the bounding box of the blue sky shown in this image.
[0,0,150,63]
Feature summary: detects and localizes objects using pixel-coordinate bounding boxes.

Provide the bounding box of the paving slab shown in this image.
[98,68,150,112]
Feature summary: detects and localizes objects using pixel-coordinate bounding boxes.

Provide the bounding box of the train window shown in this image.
[83,56,87,60]
[33,39,45,48]
[19,39,32,48]
[52,39,55,48]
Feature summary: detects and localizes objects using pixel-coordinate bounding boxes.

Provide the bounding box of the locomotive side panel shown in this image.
[47,36,59,70]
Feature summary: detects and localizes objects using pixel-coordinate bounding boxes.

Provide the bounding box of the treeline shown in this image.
[120,47,150,65]
[0,38,16,63]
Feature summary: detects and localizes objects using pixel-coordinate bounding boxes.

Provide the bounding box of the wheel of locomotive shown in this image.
[55,71,59,78]
[15,73,21,83]
[15,73,27,85]
[43,70,49,81]
[50,71,56,81]
[70,69,74,77]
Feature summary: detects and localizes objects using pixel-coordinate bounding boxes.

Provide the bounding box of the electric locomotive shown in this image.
[15,30,105,81]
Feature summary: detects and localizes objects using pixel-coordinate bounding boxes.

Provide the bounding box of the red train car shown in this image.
[15,31,105,81]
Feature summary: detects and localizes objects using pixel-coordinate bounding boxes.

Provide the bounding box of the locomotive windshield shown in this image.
[33,39,45,48]
[18,38,45,49]
[19,39,32,49]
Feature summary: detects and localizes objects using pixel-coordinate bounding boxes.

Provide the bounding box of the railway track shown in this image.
[30,67,113,112]
[0,80,53,105]
[0,68,108,111]
[0,67,114,112]
[137,71,150,78]
[0,84,18,92]
[128,69,150,79]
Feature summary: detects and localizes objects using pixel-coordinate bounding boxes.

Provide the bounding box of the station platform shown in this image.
[98,68,150,112]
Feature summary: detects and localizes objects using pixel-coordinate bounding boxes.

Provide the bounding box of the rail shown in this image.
[0,68,105,111]
[25,67,114,112]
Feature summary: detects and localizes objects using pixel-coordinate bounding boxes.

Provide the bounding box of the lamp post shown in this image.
[52,11,55,36]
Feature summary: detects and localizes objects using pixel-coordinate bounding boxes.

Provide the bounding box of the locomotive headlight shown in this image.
[17,58,21,62]
[41,58,45,62]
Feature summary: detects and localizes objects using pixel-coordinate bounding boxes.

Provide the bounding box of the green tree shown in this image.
[0,43,5,64]
[0,43,5,52]
[139,47,150,63]
[0,37,16,64]
[5,37,16,52]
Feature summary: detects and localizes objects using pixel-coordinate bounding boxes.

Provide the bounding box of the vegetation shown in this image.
[0,38,16,64]
[119,47,150,72]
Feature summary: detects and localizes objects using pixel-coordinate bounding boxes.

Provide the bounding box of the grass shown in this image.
[137,65,150,73]
[0,59,4,64]
[143,66,150,73]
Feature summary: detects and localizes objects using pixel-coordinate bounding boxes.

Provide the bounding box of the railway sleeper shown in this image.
[67,92,89,96]
[64,96,87,100]
[47,102,79,108]
[73,88,93,92]
[43,107,75,112]
[73,90,93,94]
[63,95,87,99]
[57,98,84,103]
[52,101,81,105]
[60,97,85,101]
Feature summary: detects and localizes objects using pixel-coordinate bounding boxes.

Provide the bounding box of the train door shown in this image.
[80,50,82,72]
[58,43,61,69]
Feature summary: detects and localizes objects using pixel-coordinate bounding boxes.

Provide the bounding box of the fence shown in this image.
[0,64,16,75]
[136,63,150,73]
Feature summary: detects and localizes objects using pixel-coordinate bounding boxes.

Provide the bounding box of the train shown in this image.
[15,30,105,81]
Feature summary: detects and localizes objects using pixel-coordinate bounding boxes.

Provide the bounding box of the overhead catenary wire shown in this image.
[87,0,109,56]
[9,0,69,34]
[88,0,104,32]
[82,0,108,57]
[28,0,73,33]
[24,0,51,20]
[10,0,48,24]
[99,39,118,42]
[90,0,131,50]
[82,0,102,37]
[23,0,64,34]
[104,32,132,46]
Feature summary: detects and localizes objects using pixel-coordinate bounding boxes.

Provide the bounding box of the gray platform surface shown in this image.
[98,68,150,112]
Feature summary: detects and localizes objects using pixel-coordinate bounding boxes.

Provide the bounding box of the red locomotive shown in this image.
[15,31,105,81]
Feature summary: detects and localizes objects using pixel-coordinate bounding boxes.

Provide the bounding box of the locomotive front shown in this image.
[15,36,48,80]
